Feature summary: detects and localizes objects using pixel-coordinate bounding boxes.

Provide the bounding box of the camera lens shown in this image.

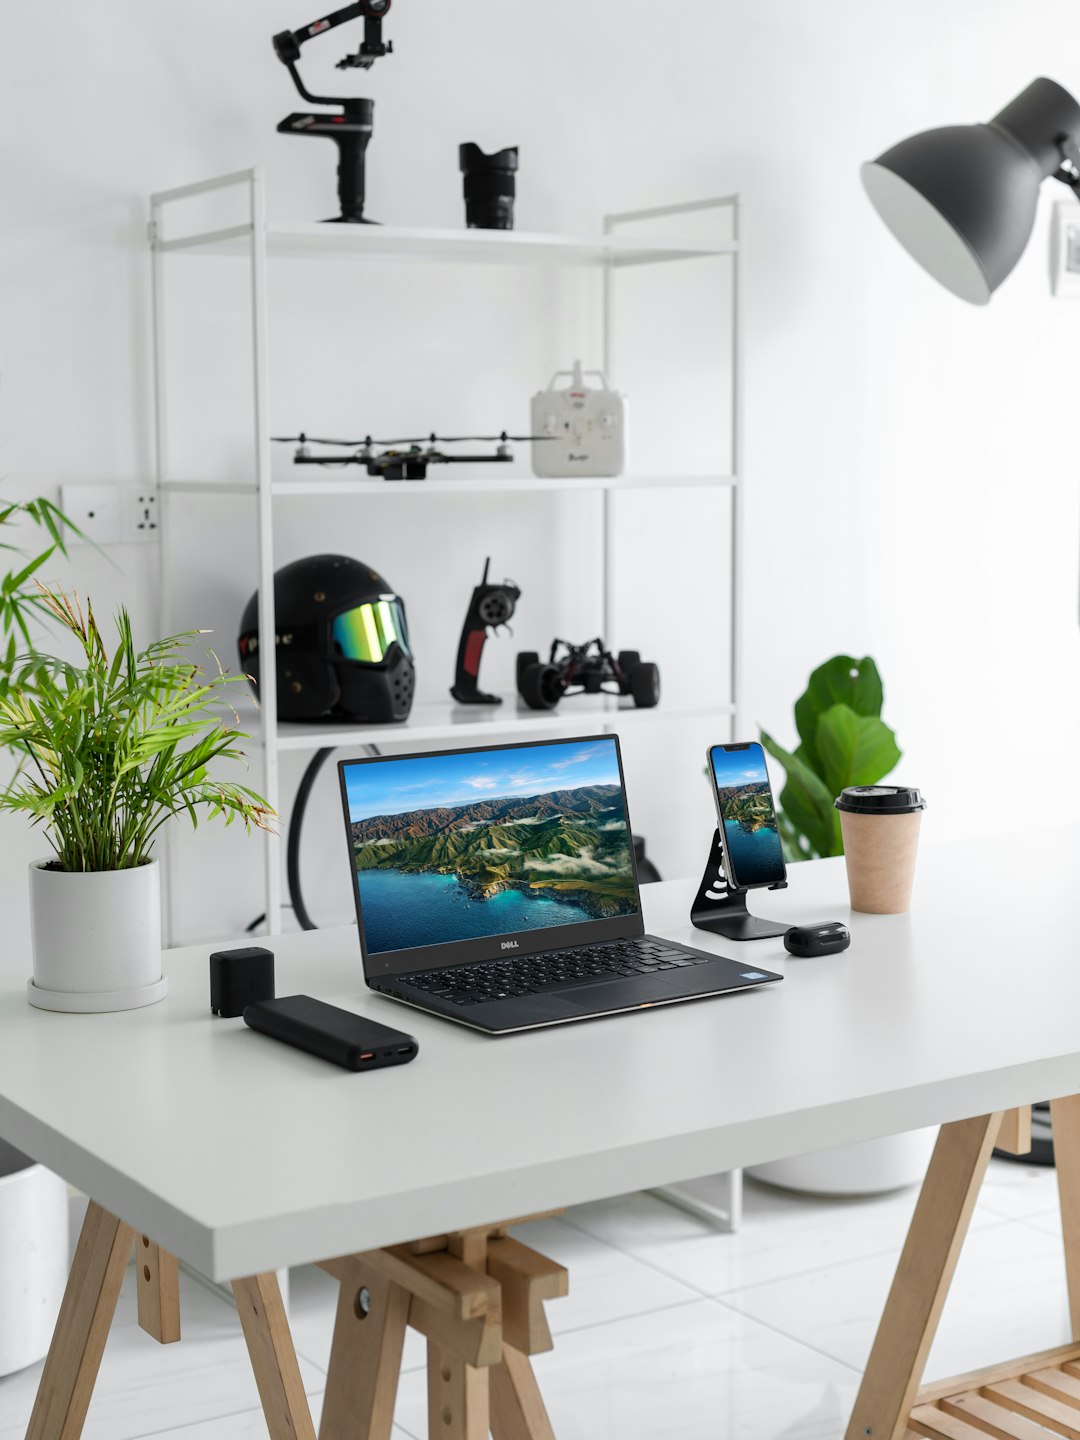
[459,143,519,231]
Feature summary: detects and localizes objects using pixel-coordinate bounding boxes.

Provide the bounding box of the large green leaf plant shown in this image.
[760,655,901,861]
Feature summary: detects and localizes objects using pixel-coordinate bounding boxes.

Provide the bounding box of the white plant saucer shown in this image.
[27,976,168,1014]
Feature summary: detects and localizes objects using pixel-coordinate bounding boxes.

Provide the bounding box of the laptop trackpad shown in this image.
[550,973,689,1013]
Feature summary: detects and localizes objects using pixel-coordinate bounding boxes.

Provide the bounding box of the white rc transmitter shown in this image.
[530,361,627,478]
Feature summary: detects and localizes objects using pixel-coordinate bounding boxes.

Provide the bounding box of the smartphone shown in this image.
[707,741,787,890]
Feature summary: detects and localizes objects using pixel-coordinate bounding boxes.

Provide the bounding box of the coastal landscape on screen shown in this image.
[710,744,785,888]
[345,739,638,954]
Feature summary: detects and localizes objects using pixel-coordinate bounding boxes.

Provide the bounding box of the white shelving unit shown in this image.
[149,167,742,934]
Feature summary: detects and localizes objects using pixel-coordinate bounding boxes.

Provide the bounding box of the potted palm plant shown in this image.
[0,587,273,1012]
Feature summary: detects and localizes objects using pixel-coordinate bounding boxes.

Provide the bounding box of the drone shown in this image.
[272,432,551,481]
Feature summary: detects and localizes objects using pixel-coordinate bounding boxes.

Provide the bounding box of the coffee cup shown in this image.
[834,785,927,914]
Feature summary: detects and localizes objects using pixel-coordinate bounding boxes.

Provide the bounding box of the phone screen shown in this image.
[708,742,787,889]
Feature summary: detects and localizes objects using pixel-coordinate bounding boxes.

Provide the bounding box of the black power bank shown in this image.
[243,994,419,1072]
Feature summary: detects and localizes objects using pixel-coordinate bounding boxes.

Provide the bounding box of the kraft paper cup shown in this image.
[835,786,926,914]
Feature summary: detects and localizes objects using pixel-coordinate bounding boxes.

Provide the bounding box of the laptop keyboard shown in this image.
[384,937,710,1008]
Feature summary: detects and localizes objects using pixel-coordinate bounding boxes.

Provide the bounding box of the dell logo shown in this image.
[500,940,519,950]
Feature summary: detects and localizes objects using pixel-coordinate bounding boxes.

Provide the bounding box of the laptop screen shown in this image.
[340,736,641,971]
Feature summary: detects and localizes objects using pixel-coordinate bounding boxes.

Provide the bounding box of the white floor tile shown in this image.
[565,1173,1012,1299]
[0,1268,325,1440]
[393,1297,858,1440]
[978,1155,1061,1220]
[1023,1207,1067,1243]
[720,1216,1072,1383]
[101,1402,418,1440]
[506,1216,703,1332]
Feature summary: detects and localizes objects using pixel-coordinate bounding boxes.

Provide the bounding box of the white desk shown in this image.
[5,835,1080,1440]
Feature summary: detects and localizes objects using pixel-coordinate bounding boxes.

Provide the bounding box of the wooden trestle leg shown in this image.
[1051,1094,1080,1339]
[27,1203,567,1440]
[24,1199,317,1440]
[233,1273,316,1440]
[136,1233,181,1345]
[318,1258,409,1440]
[844,1106,1068,1440]
[318,1215,567,1440]
[25,1202,136,1440]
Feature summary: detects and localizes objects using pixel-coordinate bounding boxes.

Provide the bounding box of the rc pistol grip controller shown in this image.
[451,558,521,706]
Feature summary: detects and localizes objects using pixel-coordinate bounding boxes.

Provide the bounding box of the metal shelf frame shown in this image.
[149,166,742,937]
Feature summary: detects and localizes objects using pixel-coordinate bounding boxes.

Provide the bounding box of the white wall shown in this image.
[1,1,1078,958]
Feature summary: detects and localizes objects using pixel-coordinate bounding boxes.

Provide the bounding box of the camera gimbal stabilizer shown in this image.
[273,0,394,223]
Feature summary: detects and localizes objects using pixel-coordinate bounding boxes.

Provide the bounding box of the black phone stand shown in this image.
[690,829,790,942]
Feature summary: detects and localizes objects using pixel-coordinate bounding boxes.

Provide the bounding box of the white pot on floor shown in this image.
[0,1140,69,1377]
[749,1127,938,1196]
[27,859,167,1013]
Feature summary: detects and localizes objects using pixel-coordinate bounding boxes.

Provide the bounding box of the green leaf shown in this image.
[794,655,885,771]
[0,583,275,870]
[760,729,842,858]
[2,545,54,597]
[814,704,902,799]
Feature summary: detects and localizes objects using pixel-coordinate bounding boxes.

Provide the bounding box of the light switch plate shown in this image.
[59,485,121,545]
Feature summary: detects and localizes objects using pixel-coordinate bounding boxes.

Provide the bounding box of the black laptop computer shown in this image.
[337,734,782,1033]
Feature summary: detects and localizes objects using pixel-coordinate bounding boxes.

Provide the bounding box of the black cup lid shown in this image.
[835,785,926,814]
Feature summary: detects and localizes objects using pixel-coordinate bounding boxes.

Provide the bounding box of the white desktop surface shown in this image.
[0,836,1076,1282]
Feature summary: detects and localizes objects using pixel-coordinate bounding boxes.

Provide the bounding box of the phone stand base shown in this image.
[690,829,789,942]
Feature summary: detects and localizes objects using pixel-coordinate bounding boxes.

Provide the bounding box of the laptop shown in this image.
[337,734,782,1033]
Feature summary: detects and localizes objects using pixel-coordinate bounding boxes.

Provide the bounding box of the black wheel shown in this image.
[616,650,642,695]
[520,663,563,710]
[630,661,660,708]
[516,651,540,693]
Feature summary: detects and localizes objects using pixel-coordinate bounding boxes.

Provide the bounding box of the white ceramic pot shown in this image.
[0,1139,69,1377]
[28,858,167,1012]
[749,1127,938,1197]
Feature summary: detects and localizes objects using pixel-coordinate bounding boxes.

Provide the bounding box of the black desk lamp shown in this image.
[862,79,1076,1166]
[862,77,1080,303]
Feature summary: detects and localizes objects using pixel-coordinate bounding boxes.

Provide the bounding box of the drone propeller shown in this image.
[271,431,554,447]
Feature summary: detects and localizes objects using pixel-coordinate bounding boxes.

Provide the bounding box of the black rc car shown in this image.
[516,639,660,711]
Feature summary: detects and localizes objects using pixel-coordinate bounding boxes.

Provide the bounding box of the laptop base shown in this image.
[375,937,782,1034]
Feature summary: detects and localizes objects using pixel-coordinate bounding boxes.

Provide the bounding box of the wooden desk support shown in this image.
[844,1103,1080,1440]
[25,1208,567,1440]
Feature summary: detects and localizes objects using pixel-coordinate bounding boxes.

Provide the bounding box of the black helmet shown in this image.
[238,555,415,723]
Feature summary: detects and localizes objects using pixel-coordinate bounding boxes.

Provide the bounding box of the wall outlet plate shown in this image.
[126,490,157,541]
[59,485,158,545]
[1051,200,1080,298]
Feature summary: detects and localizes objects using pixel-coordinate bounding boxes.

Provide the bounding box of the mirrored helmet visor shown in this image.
[331,598,411,664]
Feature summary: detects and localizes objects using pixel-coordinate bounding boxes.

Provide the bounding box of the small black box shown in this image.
[210,946,275,1018]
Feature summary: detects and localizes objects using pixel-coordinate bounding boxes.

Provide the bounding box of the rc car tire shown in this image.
[516,651,540,692]
[617,649,641,675]
[630,661,660,709]
[520,663,563,710]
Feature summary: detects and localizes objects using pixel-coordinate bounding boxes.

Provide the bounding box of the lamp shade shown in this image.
[862,77,1080,304]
